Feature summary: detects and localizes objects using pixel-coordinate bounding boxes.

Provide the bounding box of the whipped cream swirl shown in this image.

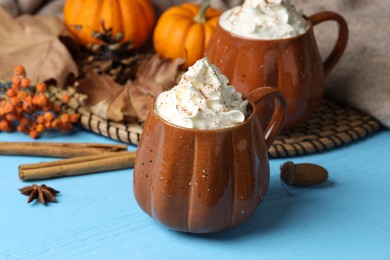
[220,0,308,39]
[155,58,248,130]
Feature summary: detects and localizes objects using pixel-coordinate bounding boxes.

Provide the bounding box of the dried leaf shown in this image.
[107,86,138,121]
[77,54,184,122]
[136,54,184,93]
[77,71,136,121]
[127,84,155,121]
[0,7,78,87]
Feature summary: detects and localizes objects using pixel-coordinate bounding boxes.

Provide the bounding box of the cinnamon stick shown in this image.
[0,142,128,158]
[19,151,136,181]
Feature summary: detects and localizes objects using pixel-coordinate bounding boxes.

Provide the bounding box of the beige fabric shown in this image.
[0,0,241,16]
[152,0,241,14]
[293,0,390,128]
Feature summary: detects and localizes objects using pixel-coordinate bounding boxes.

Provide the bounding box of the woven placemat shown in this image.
[268,99,382,158]
[65,98,382,158]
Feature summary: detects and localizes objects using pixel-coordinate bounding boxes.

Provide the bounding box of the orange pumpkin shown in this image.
[63,0,156,48]
[153,1,222,68]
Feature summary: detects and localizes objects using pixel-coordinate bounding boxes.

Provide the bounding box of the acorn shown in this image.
[280,161,329,186]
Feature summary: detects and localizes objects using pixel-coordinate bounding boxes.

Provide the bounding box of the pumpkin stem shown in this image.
[194,0,211,24]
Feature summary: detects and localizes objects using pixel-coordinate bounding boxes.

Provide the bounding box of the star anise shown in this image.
[19,184,60,205]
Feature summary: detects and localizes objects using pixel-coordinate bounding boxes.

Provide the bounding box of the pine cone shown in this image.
[86,21,139,84]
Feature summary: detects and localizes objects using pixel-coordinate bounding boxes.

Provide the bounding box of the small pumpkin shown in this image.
[63,0,156,48]
[153,1,222,68]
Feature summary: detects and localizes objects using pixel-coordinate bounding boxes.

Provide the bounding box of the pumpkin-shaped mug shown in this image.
[206,11,348,129]
[133,87,286,233]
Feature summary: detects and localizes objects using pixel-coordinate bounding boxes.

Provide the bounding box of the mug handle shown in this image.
[309,11,349,76]
[248,87,286,149]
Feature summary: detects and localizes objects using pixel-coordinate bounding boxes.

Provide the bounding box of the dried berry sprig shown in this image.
[19,184,60,205]
[0,66,81,139]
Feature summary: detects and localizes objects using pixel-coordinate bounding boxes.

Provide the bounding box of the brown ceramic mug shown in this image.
[133,87,286,233]
[205,11,349,129]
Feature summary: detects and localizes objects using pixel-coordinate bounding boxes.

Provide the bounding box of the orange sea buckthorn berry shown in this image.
[0,107,4,116]
[22,102,33,114]
[6,88,16,98]
[36,124,45,133]
[60,114,71,123]
[15,107,23,116]
[4,103,14,113]
[43,112,54,122]
[51,119,60,128]
[10,97,20,106]
[21,78,31,87]
[32,96,39,105]
[29,130,39,139]
[37,116,45,124]
[11,84,21,90]
[53,104,61,113]
[19,117,28,126]
[70,113,80,123]
[42,104,52,111]
[36,82,47,92]
[45,121,52,129]
[13,65,25,76]
[28,121,37,128]
[24,96,32,105]
[12,76,21,86]
[17,91,28,100]
[17,125,24,132]
[5,113,16,121]
[0,120,9,130]
[37,95,48,107]
[61,94,71,104]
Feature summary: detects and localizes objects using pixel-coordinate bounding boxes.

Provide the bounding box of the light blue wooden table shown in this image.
[1,128,390,259]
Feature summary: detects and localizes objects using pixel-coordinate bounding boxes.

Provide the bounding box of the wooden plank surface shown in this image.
[1,130,390,259]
